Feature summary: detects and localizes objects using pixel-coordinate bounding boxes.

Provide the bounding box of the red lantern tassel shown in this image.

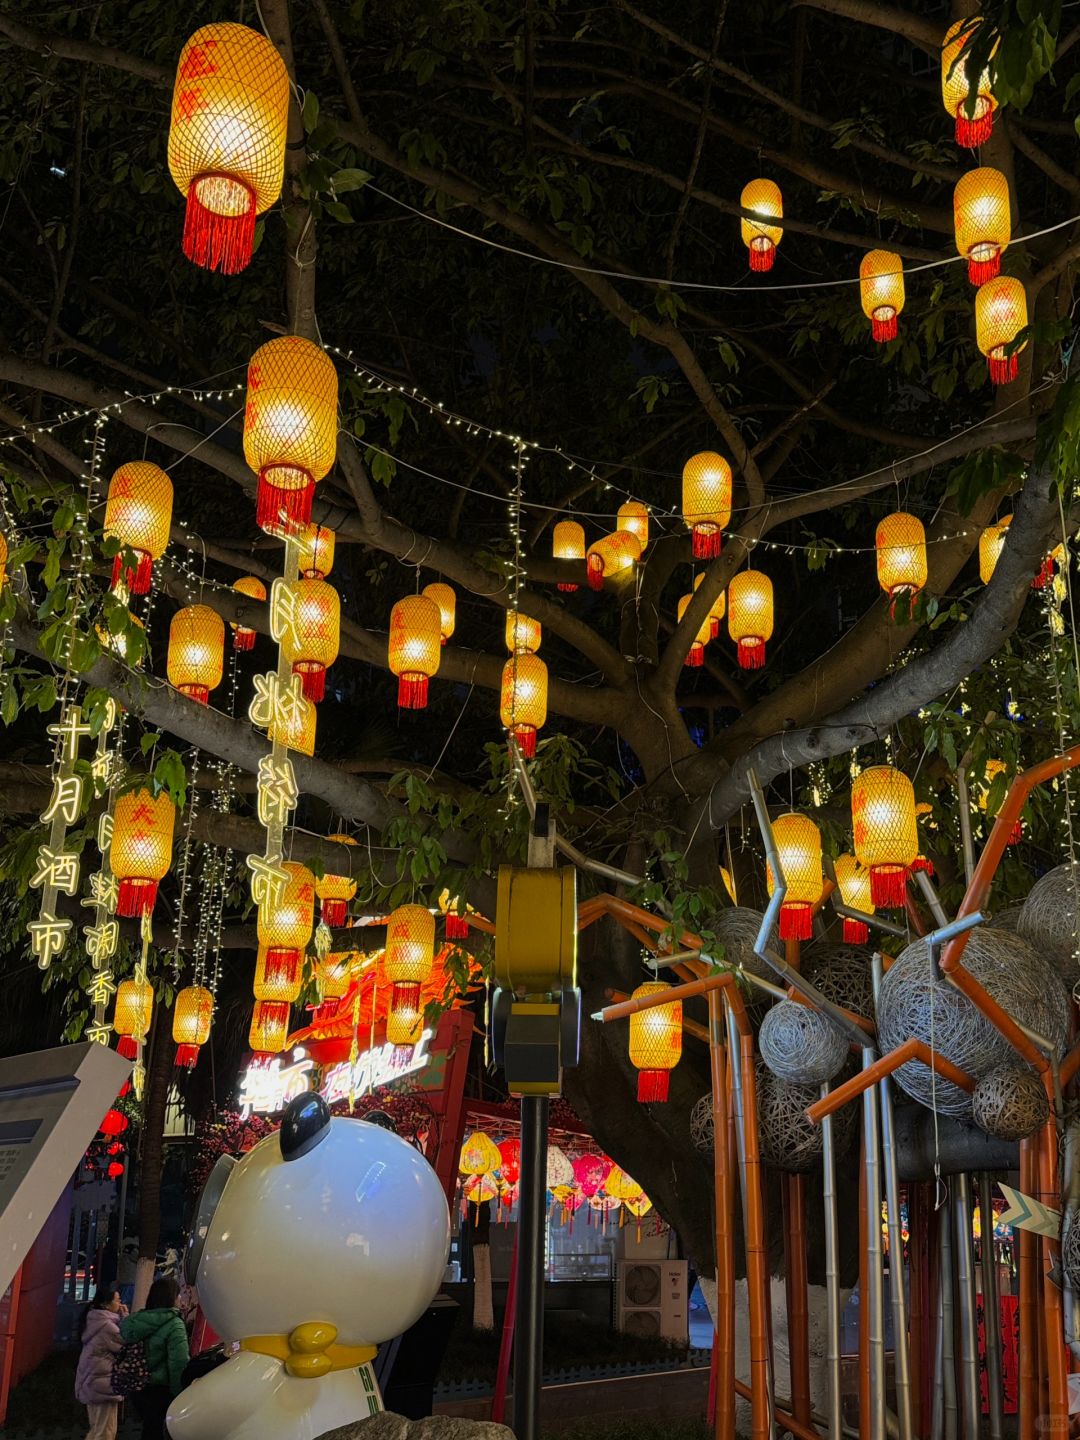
[1008,821,1023,846]
[117,1036,139,1061]
[710,617,720,641]
[779,902,813,942]
[392,981,422,1014]
[321,898,348,928]
[955,106,993,149]
[512,725,537,758]
[233,628,256,651]
[967,252,1001,286]
[912,855,935,876]
[175,1044,199,1070]
[587,554,605,591]
[182,178,256,276]
[445,912,470,940]
[737,638,765,669]
[256,472,315,535]
[692,525,721,560]
[294,663,326,703]
[988,350,1018,386]
[264,949,300,985]
[179,685,210,705]
[1032,554,1054,589]
[749,240,775,272]
[871,310,898,343]
[558,582,579,593]
[685,643,704,668]
[842,917,870,945]
[397,673,429,709]
[111,551,153,595]
[117,877,158,917]
[870,864,909,908]
[637,1070,670,1103]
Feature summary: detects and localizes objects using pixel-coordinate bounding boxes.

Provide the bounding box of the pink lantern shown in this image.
[573,1153,609,1198]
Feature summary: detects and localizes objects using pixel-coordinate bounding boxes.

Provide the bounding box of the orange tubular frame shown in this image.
[805,1038,975,1125]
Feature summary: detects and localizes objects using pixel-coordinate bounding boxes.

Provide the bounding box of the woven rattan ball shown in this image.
[690,1093,714,1154]
[1018,863,1080,980]
[971,1065,1050,1140]
[987,906,1022,933]
[713,906,781,983]
[877,929,1068,1115]
[802,943,875,1019]
[756,1063,858,1173]
[1063,1208,1080,1289]
[759,1000,848,1085]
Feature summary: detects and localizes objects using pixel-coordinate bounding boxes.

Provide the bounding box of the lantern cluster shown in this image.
[502,608,547,756]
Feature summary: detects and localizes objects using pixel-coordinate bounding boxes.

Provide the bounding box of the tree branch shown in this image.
[0,12,170,84]
[790,0,943,52]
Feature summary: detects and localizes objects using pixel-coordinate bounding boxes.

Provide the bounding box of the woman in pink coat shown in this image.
[75,1284,126,1440]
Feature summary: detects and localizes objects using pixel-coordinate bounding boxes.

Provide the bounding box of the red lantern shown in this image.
[107,1161,125,1180]
[100,1108,128,1138]
[498,1137,522,1187]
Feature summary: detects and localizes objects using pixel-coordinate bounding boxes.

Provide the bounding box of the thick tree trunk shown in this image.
[131,1004,173,1312]
[469,1201,495,1331]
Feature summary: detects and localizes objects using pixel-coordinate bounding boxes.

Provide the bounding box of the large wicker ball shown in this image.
[759,1000,848,1085]
[1063,1209,1080,1290]
[690,1093,714,1154]
[713,907,782,984]
[876,929,1069,1115]
[971,1065,1050,1140]
[802,943,875,1019]
[987,906,1022,933]
[755,1063,858,1173]
[1018,863,1080,981]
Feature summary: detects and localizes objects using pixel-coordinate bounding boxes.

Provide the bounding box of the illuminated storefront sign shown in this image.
[237,1030,433,1118]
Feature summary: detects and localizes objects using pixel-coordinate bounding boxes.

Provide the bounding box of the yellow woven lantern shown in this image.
[297,523,336,580]
[617,500,649,552]
[766,812,823,941]
[249,999,290,1056]
[941,19,997,148]
[231,575,266,651]
[876,512,927,612]
[501,654,548,757]
[954,167,1011,285]
[256,860,315,985]
[975,275,1027,385]
[586,531,641,590]
[315,833,358,927]
[677,594,713,667]
[741,179,783,271]
[694,572,726,639]
[111,789,175,917]
[172,985,213,1069]
[386,1004,423,1049]
[268,691,316,756]
[505,611,541,655]
[279,578,340,703]
[459,1131,502,1177]
[553,519,586,591]
[628,983,682,1103]
[423,582,456,644]
[384,904,436,1020]
[168,23,290,274]
[851,765,918,907]
[979,515,1012,584]
[253,942,304,1003]
[833,853,875,944]
[728,570,774,669]
[440,889,471,941]
[168,604,224,704]
[316,949,357,1001]
[244,336,339,535]
[682,451,732,560]
[859,251,905,344]
[113,975,154,1060]
[97,609,145,666]
[388,595,442,709]
[104,463,173,594]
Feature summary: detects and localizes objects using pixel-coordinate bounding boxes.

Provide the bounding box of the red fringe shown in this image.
[710,617,720,641]
[692,525,721,560]
[558,582,579,593]
[988,351,1018,386]
[182,180,256,275]
[955,107,993,149]
[749,240,775,272]
[871,311,898,343]
[637,1069,670,1103]
[397,672,429,709]
[256,472,315,535]
[264,949,300,985]
[1008,822,1023,846]
[233,629,256,651]
[117,877,157,918]
[321,898,348,928]
[1032,554,1054,589]
[967,251,1001,286]
[175,1044,199,1070]
[912,855,935,876]
[180,685,210,705]
[445,913,470,940]
[843,917,869,945]
[779,901,813,941]
[587,555,605,591]
[117,1037,138,1061]
[686,643,704,668]
[294,662,326,703]
[511,725,538,758]
[392,981,422,1013]
[737,638,765,669]
[870,864,909,908]
[111,551,153,595]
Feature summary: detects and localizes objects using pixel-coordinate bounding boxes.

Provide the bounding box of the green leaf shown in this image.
[324,200,354,224]
[302,91,320,134]
[140,732,162,755]
[333,168,372,194]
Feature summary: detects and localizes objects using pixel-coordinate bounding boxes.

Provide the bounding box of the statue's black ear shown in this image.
[363,1110,395,1131]
[280,1092,331,1161]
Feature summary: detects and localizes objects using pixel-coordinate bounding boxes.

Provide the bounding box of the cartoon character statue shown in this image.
[168,1093,450,1440]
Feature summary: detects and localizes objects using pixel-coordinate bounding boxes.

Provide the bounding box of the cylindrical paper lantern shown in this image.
[249,999,290,1056]
[231,575,266,651]
[172,985,213,1069]
[677,594,712,667]
[728,570,774,669]
[243,336,338,535]
[388,595,442,709]
[682,451,732,560]
[741,179,783,271]
[113,975,154,1060]
[315,950,355,1001]
[110,789,175,917]
[766,812,823,941]
[975,275,1027,385]
[256,860,315,980]
[834,853,874,944]
[553,520,585,591]
[617,500,649,552]
[586,531,641,590]
[851,765,918,907]
[500,654,548,757]
[384,904,436,1018]
[386,1004,423,1049]
[423,582,456,644]
[505,612,541,655]
[941,19,996,148]
[253,942,304,1003]
[104,463,173,594]
[876,512,927,610]
[979,515,1012,584]
[167,604,224,704]
[954,168,1010,285]
[628,983,682,1103]
[859,251,905,343]
[297,523,336,580]
[315,833,358,927]
[440,890,471,941]
[279,578,340,703]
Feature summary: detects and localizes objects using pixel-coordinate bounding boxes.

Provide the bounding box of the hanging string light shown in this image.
[586,531,641,590]
[876,512,927,613]
[505,612,541,655]
[766,812,823,941]
[694,572,726,639]
[244,336,339,535]
[677,594,712,667]
[628,984,682,1102]
[728,569,774,669]
[552,520,586,591]
[954,168,1011,285]
[167,604,224,703]
[617,500,649,552]
[740,179,783,271]
[851,765,918,907]
[859,252,905,343]
[388,594,442,709]
[103,463,173,594]
[255,860,315,992]
[113,974,154,1060]
[297,523,336,580]
[975,275,1027,385]
[501,654,548,756]
[422,582,456,645]
[231,576,266,650]
[941,18,997,147]
[315,834,358,927]
[172,985,213,1069]
[833,853,874,943]
[110,789,175,917]
[681,451,732,560]
[384,904,436,1029]
[279,578,340,703]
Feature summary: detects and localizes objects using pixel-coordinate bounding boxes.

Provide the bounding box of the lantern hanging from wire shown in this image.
[766,812,823,941]
[859,251,905,343]
[231,575,266,650]
[249,999,291,1056]
[833,853,875,944]
[628,982,682,1102]
[681,451,732,560]
[172,985,213,1069]
[851,765,918,907]
[279,578,340,703]
[440,889,471,941]
[384,903,436,1021]
[553,520,585,592]
[256,860,315,990]
[423,582,456,645]
[941,19,997,148]
[110,788,175,917]
[617,500,649,552]
[386,1003,423,1050]
[505,611,541,655]
[297,523,336,580]
[253,942,304,1003]
[741,179,783,271]
[314,949,355,1001]
[728,569,774,669]
[979,759,1023,844]
[104,463,173,594]
[168,604,225,704]
[677,594,712,667]
[876,512,927,614]
[268,691,316,756]
[168,23,290,274]
[244,336,339,535]
[315,833,357,927]
[586,530,641,590]
[694,572,726,639]
[954,167,1010,285]
[459,1131,502,1177]
[113,975,154,1060]
[978,515,1012,584]
[498,1137,522,1188]
[975,275,1027,385]
[501,653,548,757]
[388,595,442,709]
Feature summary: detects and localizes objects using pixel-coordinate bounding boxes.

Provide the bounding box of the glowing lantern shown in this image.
[979,515,1012,584]
[859,251,905,343]
[243,336,338,536]
[459,1131,502,1177]
[268,691,316,756]
[547,1146,574,1190]
[586,531,641,590]
[573,1154,609,1199]
[256,860,315,986]
[694,572,726,639]
[110,789,175,917]
[851,765,918,907]
[505,612,541,655]
[834,853,874,944]
[553,520,586,591]
[954,168,1010,285]
[499,1138,522,1187]
[279,578,340,703]
[617,500,649,552]
[440,889,471,941]
[765,812,823,941]
[384,904,436,1019]
[423,582,456,644]
[979,759,1022,844]
[677,594,712,667]
[113,975,154,1060]
[168,23,290,274]
[231,576,266,651]
[253,942,303,1003]
[297,523,335,580]
[103,463,173,594]
[1033,543,1065,591]
[682,451,732,560]
[386,1004,423,1049]
[172,985,213,1069]
[605,1166,643,1203]
[168,604,224,704]
[741,179,783,271]
[97,610,145,666]
[501,654,548,757]
[728,570,774,669]
[315,833,357,927]
[942,19,997,148]
[975,275,1027,385]
[107,1161,125,1180]
[388,595,442,709]
[463,1174,500,1208]
[100,1109,128,1138]
[628,982,682,1102]
[876,513,927,612]
[249,999,290,1056]
[315,950,355,1000]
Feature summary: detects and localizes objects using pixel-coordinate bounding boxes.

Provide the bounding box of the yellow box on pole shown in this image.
[494,866,577,995]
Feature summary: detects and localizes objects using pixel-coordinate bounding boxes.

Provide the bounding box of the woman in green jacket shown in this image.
[119,1277,190,1440]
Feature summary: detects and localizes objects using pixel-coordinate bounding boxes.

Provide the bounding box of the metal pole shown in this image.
[821,1082,843,1440]
[954,768,976,890]
[977,1174,1003,1440]
[512,1094,549,1440]
[952,1176,981,1440]
[939,1201,958,1440]
[863,1047,887,1440]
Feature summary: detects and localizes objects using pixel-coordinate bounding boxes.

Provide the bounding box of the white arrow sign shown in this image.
[998,1183,1060,1239]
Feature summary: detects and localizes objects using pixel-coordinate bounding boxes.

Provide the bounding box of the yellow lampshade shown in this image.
[501,654,548,757]
[231,575,266,650]
[104,462,173,594]
[728,569,774,669]
[876,512,927,608]
[256,860,315,971]
[297,523,336,579]
[249,999,290,1055]
[851,765,918,908]
[244,336,339,536]
[167,604,224,703]
[834,853,875,944]
[114,975,154,1059]
[766,812,823,941]
[677,593,712,667]
[384,904,435,1019]
[279,578,340,703]
[975,275,1027,386]
[315,950,355,1000]
[682,451,732,559]
[553,520,585,591]
[954,167,1010,285]
[505,611,541,655]
[459,1131,502,1177]
[423,582,456,643]
[268,690,317,756]
[942,19,997,147]
[586,531,641,590]
[741,179,783,270]
[386,1004,423,1049]
[979,515,1012,584]
[110,789,175,918]
[617,500,649,552]
[628,983,682,1103]
[172,985,213,1068]
[315,833,358,927]
[859,251,905,343]
[388,595,442,709]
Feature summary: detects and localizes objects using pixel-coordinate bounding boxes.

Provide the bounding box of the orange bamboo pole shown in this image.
[599,970,735,1022]
[739,1025,771,1440]
[859,1151,870,1440]
[1017,1138,1038,1440]
[709,990,735,1440]
[784,1174,813,1426]
[785,985,876,1035]
[1037,1114,1069,1431]
[733,1380,819,1440]
[1060,1038,1080,1088]
[805,1039,975,1124]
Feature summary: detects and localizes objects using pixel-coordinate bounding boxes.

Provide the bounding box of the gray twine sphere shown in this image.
[1064,1212,1080,1290]
[987,906,1023,934]
[713,907,781,985]
[759,999,849,1086]
[690,1093,714,1154]
[756,1062,858,1174]
[1018,863,1080,981]
[970,1065,1050,1140]
[802,943,876,1020]
[876,929,1069,1116]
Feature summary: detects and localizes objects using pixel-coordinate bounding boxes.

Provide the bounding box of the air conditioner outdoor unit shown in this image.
[616,1259,688,1343]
